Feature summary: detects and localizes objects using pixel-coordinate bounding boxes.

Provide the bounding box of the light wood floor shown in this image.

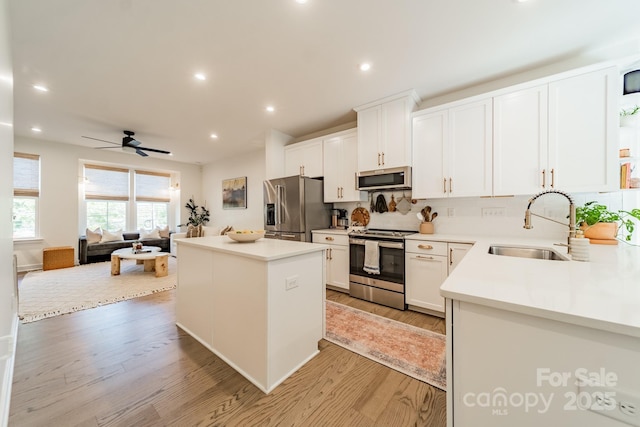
[10,284,446,426]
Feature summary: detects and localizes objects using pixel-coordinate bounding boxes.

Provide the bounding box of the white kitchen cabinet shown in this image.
[547,66,618,193]
[405,240,471,315]
[312,232,349,291]
[323,130,367,203]
[355,90,420,171]
[284,138,323,178]
[493,84,549,196]
[493,66,618,195]
[412,98,492,199]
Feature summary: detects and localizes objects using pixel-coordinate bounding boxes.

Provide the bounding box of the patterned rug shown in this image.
[324,300,447,390]
[19,257,177,323]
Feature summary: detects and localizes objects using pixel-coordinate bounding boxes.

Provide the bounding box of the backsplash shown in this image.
[334,190,640,245]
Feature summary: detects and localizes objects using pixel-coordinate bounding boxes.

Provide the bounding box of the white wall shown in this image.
[202,149,265,232]
[0,0,16,424]
[13,137,202,270]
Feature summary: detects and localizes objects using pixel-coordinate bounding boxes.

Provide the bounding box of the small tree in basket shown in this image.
[178,198,210,237]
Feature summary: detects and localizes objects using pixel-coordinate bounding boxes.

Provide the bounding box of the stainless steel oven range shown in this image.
[348,229,414,310]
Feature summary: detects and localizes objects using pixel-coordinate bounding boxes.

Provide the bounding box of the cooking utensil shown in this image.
[421,206,432,222]
[351,207,370,226]
[369,193,375,213]
[431,212,438,221]
[388,194,397,212]
[417,212,424,221]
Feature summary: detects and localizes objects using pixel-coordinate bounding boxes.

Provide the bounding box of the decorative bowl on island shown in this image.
[226,230,266,243]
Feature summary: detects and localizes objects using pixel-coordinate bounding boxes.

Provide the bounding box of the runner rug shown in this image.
[324,300,447,390]
[19,257,177,323]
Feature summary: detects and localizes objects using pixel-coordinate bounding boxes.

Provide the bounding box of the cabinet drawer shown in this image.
[312,233,349,246]
[405,240,448,256]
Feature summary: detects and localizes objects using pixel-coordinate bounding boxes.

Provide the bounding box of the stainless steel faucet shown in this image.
[523,189,576,253]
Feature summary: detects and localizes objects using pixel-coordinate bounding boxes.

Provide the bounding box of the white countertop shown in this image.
[175,235,327,261]
[434,234,640,338]
[311,228,350,235]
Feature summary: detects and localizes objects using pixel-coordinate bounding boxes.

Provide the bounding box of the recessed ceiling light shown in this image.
[210,133,218,139]
[359,63,372,72]
[31,127,42,132]
[194,73,206,81]
[33,84,49,92]
[295,0,308,4]
[266,105,275,113]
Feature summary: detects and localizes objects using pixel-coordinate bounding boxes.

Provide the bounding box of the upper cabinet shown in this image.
[355,90,421,171]
[284,138,323,178]
[323,129,367,203]
[412,98,493,199]
[414,65,619,199]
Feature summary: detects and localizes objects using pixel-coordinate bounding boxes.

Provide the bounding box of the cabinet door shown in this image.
[338,132,367,202]
[284,139,323,178]
[327,245,349,291]
[323,137,342,202]
[548,67,618,192]
[405,253,448,313]
[380,97,412,168]
[493,85,548,195]
[448,243,472,274]
[412,110,448,199]
[357,106,382,171]
[448,99,493,197]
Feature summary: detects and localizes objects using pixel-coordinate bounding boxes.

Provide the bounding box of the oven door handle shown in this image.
[349,239,404,250]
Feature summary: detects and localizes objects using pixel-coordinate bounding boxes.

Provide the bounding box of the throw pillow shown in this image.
[86,227,102,244]
[140,228,160,240]
[156,225,170,238]
[100,229,124,243]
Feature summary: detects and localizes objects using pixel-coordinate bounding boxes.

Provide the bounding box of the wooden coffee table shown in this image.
[110,246,169,277]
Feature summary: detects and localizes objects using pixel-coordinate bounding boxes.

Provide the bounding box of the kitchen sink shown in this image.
[488,245,569,261]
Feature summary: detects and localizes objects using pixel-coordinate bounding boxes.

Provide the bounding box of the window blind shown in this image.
[84,164,130,200]
[135,170,170,202]
[13,152,40,197]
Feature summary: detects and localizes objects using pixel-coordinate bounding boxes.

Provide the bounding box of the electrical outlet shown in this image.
[577,376,640,426]
[481,207,505,217]
[448,207,455,217]
[285,276,298,291]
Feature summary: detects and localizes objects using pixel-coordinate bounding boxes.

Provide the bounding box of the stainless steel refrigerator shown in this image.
[263,175,331,242]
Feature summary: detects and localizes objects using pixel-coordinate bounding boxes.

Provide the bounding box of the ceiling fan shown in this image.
[82,130,171,157]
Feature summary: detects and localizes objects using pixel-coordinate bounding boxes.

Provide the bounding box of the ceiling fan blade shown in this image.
[94,146,120,149]
[135,149,149,157]
[137,146,172,155]
[82,135,119,145]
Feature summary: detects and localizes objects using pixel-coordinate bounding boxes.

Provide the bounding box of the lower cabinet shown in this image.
[405,239,471,315]
[312,232,349,291]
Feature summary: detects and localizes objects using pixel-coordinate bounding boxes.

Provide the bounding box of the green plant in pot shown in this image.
[576,201,640,242]
[178,198,210,237]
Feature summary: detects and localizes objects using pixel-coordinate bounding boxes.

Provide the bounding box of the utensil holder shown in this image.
[419,222,434,234]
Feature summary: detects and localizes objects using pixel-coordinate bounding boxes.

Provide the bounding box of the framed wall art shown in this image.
[222,176,247,209]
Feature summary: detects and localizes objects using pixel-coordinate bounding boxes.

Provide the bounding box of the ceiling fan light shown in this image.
[623,70,640,95]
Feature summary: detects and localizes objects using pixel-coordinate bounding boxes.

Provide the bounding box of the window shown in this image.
[135,170,170,230]
[84,164,129,231]
[13,153,40,238]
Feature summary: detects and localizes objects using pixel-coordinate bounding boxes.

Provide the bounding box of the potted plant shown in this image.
[576,201,640,243]
[620,105,640,127]
[178,198,210,237]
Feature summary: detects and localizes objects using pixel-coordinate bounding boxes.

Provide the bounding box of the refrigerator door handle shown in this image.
[275,184,285,225]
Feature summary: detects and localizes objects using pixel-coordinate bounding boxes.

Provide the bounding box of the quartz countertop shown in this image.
[311,228,349,235]
[432,234,640,338]
[175,235,327,262]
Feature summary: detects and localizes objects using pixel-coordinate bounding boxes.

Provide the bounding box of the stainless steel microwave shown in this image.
[357,166,411,191]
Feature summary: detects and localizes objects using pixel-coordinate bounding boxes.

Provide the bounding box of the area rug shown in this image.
[324,300,446,390]
[19,257,177,323]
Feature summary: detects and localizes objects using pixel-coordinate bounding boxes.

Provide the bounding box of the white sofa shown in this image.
[170,225,221,256]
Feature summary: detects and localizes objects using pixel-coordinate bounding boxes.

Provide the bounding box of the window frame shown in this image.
[13,152,41,240]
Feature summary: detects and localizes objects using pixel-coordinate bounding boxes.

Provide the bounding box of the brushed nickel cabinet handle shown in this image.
[416,255,434,260]
[377,153,381,166]
[551,168,555,188]
[449,177,453,193]
[443,178,447,193]
[542,169,546,188]
[381,152,385,165]
[450,248,453,266]
[337,187,340,198]
[418,244,434,250]
[329,248,332,260]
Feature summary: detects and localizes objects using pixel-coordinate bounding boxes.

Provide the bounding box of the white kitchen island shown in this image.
[175,235,326,393]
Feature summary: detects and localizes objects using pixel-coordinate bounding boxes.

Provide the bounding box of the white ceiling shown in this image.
[8,0,640,165]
